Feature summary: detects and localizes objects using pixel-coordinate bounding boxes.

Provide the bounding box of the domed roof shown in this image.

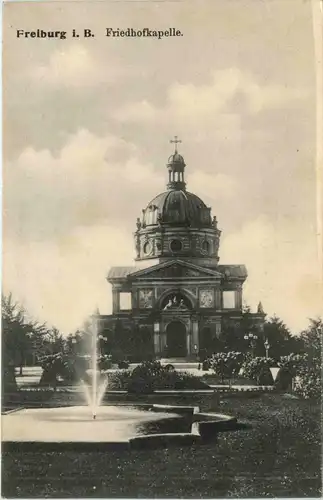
[143,189,211,227]
[167,152,185,166]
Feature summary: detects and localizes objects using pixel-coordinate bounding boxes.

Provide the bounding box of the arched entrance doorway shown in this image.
[166,321,187,357]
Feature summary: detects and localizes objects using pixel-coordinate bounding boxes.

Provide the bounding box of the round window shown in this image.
[202,240,210,252]
[143,241,152,255]
[170,239,183,252]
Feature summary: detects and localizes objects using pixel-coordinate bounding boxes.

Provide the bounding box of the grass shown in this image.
[2,393,321,498]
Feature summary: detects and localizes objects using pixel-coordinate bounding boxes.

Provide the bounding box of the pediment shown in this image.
[129,260,222,280]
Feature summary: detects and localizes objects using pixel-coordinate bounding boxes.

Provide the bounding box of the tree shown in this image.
[299,317,322,357]
[2,293,39,396]
[2,293,63,377]
[220,306,261,354]
[44,327,66,354]
[293,318,322,399]
[263,316,303,360]
[2,293,35,375]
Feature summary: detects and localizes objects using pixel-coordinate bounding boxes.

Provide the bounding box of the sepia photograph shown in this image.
[2,0,322,498]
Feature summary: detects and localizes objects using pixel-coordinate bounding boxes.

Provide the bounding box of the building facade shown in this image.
[99,140,265,360]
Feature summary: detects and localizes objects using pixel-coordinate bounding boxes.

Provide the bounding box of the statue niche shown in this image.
[161,293,192,311]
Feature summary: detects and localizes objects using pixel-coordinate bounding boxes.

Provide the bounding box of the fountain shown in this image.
[2,316,239,450]
[81,316,109,420]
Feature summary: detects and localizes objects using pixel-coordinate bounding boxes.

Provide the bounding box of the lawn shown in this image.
[2,393,321,498]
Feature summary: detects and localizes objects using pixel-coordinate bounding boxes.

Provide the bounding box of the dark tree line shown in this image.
[218,306,305,360]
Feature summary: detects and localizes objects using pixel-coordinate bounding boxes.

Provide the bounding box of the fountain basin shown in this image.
[2,404,239,451]
[2,405,190,446]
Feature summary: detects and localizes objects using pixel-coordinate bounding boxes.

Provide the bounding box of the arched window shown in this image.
[202,240,210,253]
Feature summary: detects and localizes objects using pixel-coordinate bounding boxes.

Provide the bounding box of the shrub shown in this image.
[39,353,89,386]
[293,318,322,400]
[274,354,303,391]
[98,355,113,371]
[293,364,321,400]
[241,357,275,385]
[209,352,245,379]
[274,367,293,391]
[278,354,304,375]
[118,360,129,369]
[108,360,210,393]
[277,352,321,400]
[290,353,321,400]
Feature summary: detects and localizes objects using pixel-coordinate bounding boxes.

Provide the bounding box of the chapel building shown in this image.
[98,138,265,360]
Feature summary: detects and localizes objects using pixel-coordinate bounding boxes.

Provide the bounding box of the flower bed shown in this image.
[108,361,210,393]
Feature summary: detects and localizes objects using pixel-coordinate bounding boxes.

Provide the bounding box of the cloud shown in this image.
[221,215,321,333]
[31,44,124,88]
[187,171,238,201]
[113,100,157,122]
[114,68,307,125]
[3,225,134,334]
[4,129,164,242]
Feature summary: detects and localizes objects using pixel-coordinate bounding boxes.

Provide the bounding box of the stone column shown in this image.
[132,289,138,309]
[186,329,191,356]
[112,289,120,314]
[160,322,167,355]
[235,286,242,309]
[192,320,199,351]
[215,289,222,309]
[161,333,167,354]
[215,320,222,338]
[153,322,161,356]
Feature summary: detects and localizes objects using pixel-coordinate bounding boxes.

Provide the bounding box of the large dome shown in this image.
[133,140,221,263]
[143,189,211,227]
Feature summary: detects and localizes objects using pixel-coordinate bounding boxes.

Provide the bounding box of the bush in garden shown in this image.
[275,353,304,391]
[274,367,293,391]
[280,352,321,400]
[202,359,210,371]
[257,366,275,385]
[39,353,89,386]
[291,318,322,400]
[293,360,321,400]
[293,319,322,400]
[265,350,321,398]
[278,354,304,375]
[108,360,210,393]
[98,355,113,371]
[275,317,321,400]
[209,352,245,379]
[241,356,275,384]
[39,353,64,386]
[118,360,130,369]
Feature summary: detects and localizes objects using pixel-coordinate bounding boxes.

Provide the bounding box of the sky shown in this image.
[2,0,322,335]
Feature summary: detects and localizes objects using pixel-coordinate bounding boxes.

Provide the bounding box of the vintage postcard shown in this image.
[2,0,322,498]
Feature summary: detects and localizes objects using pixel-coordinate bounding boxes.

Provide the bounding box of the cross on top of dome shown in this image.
[170,135,182,154]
